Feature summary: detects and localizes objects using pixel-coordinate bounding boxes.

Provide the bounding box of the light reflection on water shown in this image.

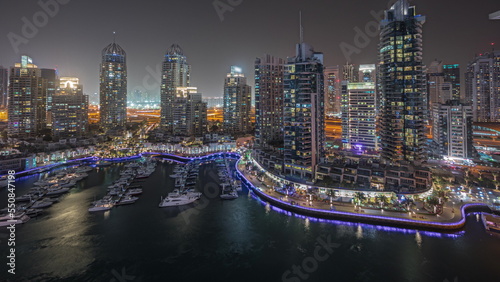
[0,161,499,282]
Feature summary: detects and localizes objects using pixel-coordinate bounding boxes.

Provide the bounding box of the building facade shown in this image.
[171,87,207,137]
[160,44,191,133]
[52,77,89,138]
[41,68,58,114]
[341,82,378,151]
[283,42,325,181]
[432,100,473,159]
[427,60,452,111]
[8,56,47,138]
[443,64,461,101]
[223,66,251,135]
[99,42,127,132]
[379,0,427,163]
[255,54,284,149]
[202,97,223,108]
[324,66,341,115]
[465,51,500,122]
[0,66,7,108]
[342,63,358,83]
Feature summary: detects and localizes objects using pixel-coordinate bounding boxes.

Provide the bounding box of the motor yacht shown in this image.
[159,194,198,207]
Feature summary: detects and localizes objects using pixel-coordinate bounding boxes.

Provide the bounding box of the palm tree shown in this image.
[327,189,337,204]
[434,189,448,204]
[493,172,499,182]
[354,192,366,205]
[375,194,388,208]
[327,189,337,199]
[433,176,445,189]
[427,197,440,214]
[464,175,471,188]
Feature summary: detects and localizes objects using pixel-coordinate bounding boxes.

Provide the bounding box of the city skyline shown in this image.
[0,0,499,100]
[2,1,500,281]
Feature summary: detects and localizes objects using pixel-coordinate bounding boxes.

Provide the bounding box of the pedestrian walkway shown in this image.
[237,162,489,230]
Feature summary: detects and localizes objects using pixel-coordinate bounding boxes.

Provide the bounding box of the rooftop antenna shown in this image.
[299,11,303,44]
[113,31,116,43]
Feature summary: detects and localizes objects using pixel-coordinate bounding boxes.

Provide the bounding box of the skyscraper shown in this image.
[99,41,127,132]
[41,68,58,113]
[324,66,341,115]
[52,77,88,138]
[342,65,378,152]
[342,63,358,83]
[171,87,207,137]
[465,51,500,122]
[432,100,473,159]
[160,44,191,133]
[379,0,427,163]
[358,64,377,83]
[443,64,460,101]
[223,66,251,135]
[427,60,452,110]
[283,42,325,180]
[255,54,284,149]
[8,56,47,138]
[202,97,223,108]
[0,66,7,108]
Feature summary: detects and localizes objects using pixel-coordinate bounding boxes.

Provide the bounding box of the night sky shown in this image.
[0,0,499,101]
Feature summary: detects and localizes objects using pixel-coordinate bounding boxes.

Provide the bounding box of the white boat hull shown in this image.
[159,197,197,207]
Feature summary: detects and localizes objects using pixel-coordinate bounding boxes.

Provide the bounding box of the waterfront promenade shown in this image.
[235,160,491,230]
[2,149,492,230]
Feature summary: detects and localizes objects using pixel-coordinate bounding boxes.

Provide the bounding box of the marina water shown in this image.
[1,160,499,282]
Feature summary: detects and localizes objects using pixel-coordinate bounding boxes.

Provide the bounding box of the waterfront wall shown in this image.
[235,159,491,230]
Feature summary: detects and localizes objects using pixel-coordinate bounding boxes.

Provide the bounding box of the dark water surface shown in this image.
[1,161,499,282]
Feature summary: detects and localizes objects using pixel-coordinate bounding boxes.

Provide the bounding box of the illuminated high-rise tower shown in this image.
[99,40,127,132]
[160,44,191,133]
[52,77,89,138]
[223,66,251,135]
[255,55,284,149]
[0,66,7,108]
[324,66,341,115]
[379,0,427,163]
[443,64,460,101]
[342,64,378,151]
[8,56,47,138]
[465,51,500,122]
[283,42,325,180]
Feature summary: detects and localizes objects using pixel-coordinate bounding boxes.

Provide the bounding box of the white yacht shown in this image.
[220,190,238,200]
[116,195,139,205]
[0,214,30,227]
[31,199,54,209]
[0,175,9,188]
[183,189,202,199]
[46,187,70,196]
[15,194,34,202]
[88,201,113,212]
[126,188,143,195]
[159,194,198,207]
